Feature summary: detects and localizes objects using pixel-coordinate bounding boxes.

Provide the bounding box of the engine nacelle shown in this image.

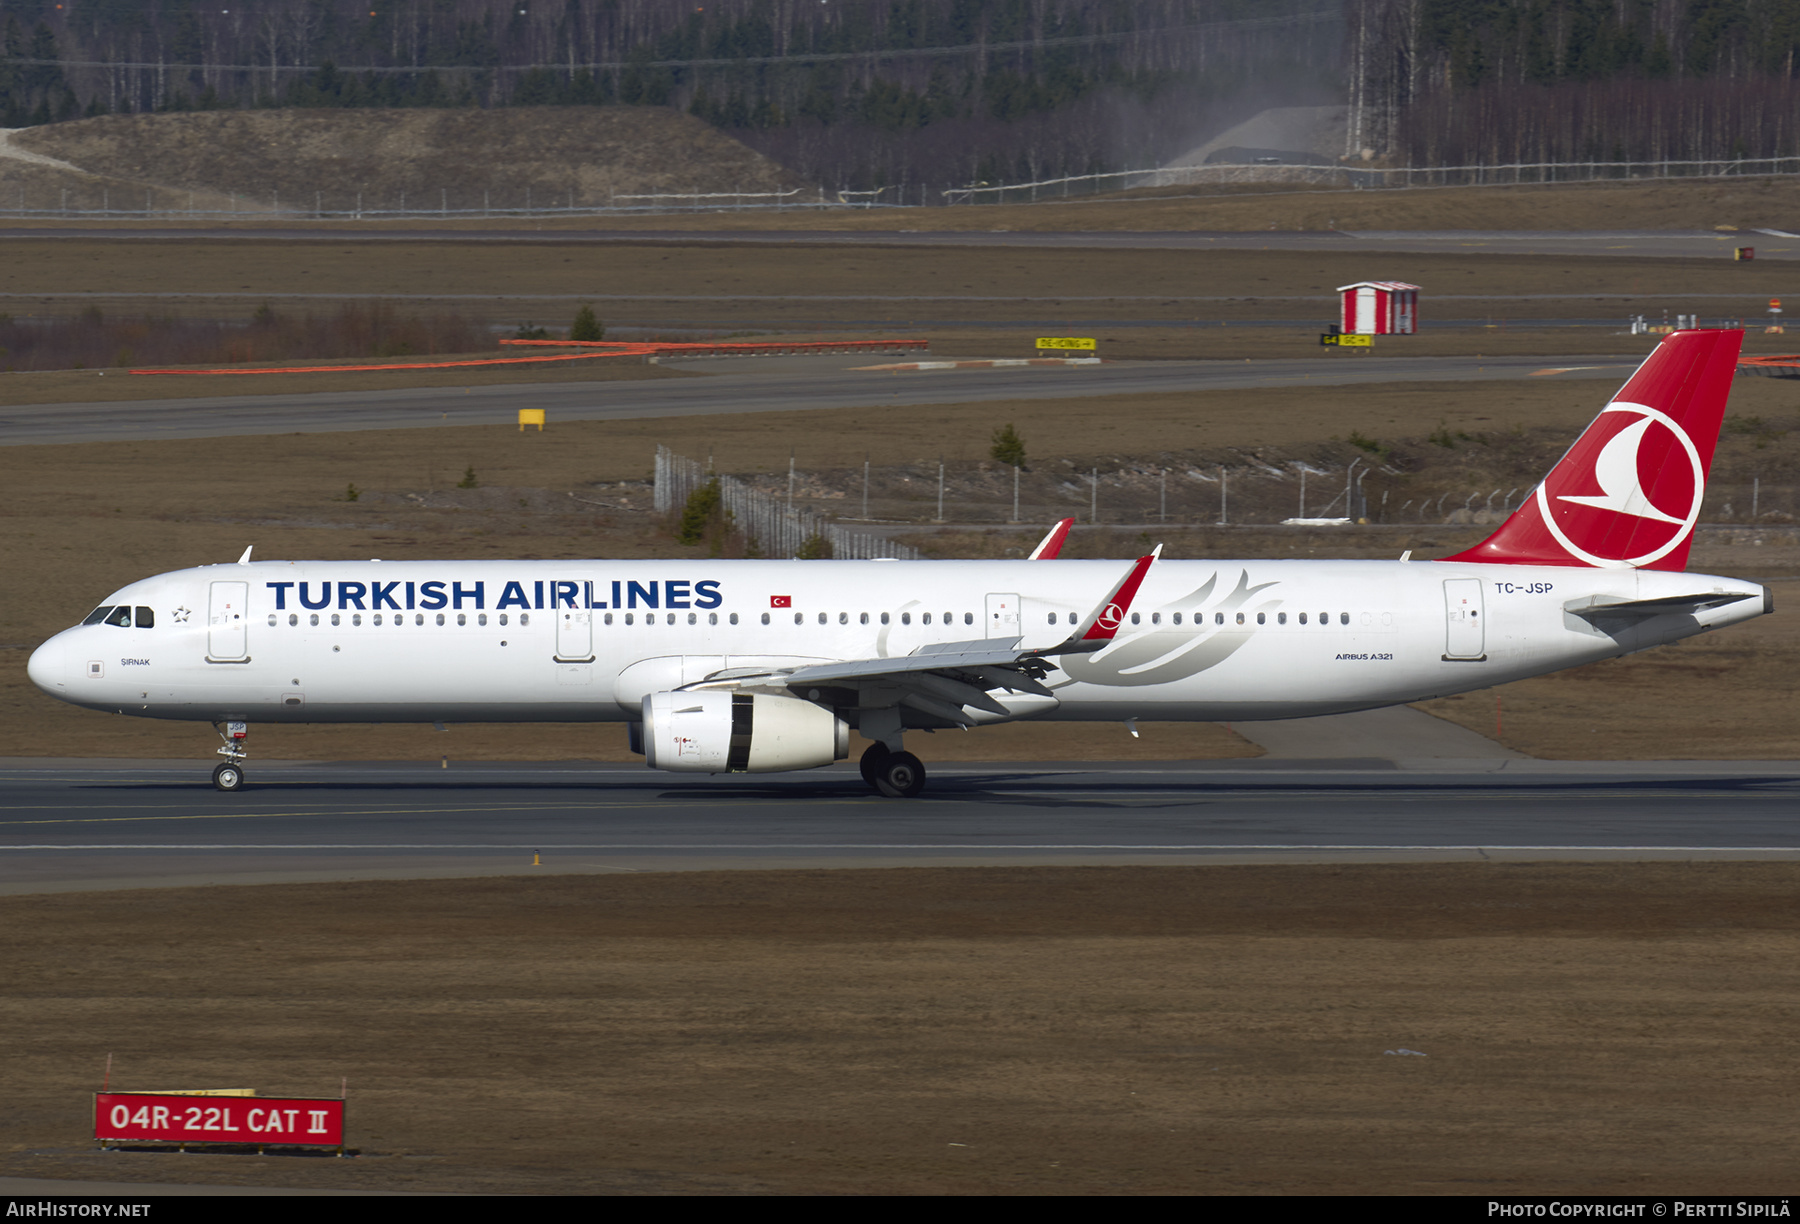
[641,690,849,773]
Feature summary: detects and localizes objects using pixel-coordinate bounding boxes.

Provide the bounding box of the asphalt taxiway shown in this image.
[0,353,1637,446]
[2,757,1795,895]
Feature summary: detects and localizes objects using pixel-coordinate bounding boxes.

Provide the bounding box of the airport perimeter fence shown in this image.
[0,184,906,220]
[653,446,923,561]
[940,155,1800,206]
[13,154,1799,220]
[654,447,1793,538]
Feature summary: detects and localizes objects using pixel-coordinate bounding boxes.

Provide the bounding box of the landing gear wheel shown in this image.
[859,743,891,790]
[874,751,926,798]
[212,762,245,792]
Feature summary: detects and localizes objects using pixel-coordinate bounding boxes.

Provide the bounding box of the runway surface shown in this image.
[1,226,1792,260]
[2,757,1795,894]
[0,353,1636,446]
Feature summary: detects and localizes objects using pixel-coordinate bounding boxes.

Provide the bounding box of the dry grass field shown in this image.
[3,863,1797,1195]
[2,237,1792,324]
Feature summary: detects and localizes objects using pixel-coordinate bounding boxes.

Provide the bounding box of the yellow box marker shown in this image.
[1035,337,1097,350]
[518,408,546,431]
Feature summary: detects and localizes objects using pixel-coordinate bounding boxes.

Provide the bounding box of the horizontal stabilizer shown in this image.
[1565,590,1763,620]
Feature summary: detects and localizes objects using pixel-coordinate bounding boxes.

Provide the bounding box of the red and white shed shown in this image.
[1338,281,1419,335]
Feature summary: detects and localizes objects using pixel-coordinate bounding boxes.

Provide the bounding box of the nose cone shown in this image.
[27,633,68,696]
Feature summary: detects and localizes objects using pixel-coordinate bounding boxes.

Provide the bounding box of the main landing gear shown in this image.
[859,742,927,798]
[212,720,249,791]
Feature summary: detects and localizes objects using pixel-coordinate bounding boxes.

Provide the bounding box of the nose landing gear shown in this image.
[212,720,249,791]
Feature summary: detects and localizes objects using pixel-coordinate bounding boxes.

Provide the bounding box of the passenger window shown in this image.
[289,613,299,626]
[880,612,890,625]
[1256,612,1265,625]
[1173,613,1182,625]
[436,613,446,626]
[625,613,634,625]
[688,612,697,625]
[354,613,363,626]
[309,613,320,627]
[135,607,154,629]
[840,612,849,625]
[1234,612,1244,625]
[373,614,383,626]
[1278,612,1286,624]
[795,612,804,625]
[726,613,736,625]
[923,613,932,625]
[1151,613,1160,625]
[1216,613,1225,625]
[760,612,769,625]
[331,613,341,627]
[1131,612,1141,625]
[708,613,717,625]
[1340,612,1350,625]
[500,614,509,626]
[901,613,911,625]
[520,613,530,626]
[819,612,828,625]
[964,612,973,625]
[456,613,466,626]
[1299,612,1308,624]
[603,614,613,626]
[267,614,277,627]
[1318,612,1327,625]
[859,612,868,625]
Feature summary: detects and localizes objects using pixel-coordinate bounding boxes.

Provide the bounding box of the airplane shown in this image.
[27,329,1768,797]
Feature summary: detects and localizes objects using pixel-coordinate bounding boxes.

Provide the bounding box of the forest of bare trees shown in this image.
[1349,0,1800,165]
[0,0,1343,190]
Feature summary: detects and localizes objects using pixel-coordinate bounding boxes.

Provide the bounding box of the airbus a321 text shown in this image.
[28,330,1769,796]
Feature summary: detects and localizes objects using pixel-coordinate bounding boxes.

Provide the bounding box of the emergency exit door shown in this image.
[556,606,594,662]
[986,592,1021,639]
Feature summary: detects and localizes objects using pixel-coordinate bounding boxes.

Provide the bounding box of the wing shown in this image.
[681,550,1159,726]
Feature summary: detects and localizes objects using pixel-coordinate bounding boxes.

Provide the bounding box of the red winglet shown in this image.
[1029,518,1076,560]
[1079,548,1159,643]
[1441,329,1740,571]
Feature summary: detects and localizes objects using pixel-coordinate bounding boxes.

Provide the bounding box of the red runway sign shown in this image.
[96,1093,344,1146]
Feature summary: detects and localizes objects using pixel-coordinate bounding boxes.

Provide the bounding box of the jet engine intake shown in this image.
[641,690,848,773]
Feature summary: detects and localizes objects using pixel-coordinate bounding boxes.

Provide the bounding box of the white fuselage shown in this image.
[28,557,1768,728]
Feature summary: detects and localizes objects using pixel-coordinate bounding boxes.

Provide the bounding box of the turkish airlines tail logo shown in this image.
[1441,329,1740,571]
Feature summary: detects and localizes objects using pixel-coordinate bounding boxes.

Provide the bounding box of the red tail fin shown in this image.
[1440,329,1740,571]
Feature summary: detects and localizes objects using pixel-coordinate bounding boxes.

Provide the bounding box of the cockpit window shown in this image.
[135,606,154,629]
[103,606,133,627]
[82,606,115,625]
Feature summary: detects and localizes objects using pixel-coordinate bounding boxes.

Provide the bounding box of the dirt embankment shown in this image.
[1,108,807,214]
